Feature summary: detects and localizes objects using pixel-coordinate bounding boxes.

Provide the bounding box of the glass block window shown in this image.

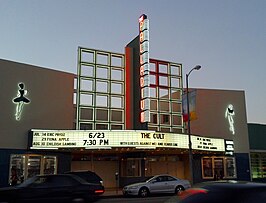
[81,51,94,63]
[80,94,93,106]
[96,80,108,93]
[111,83,123,94]
[111,96,123,108]
[80,108,93,120]
[96,67,108,79]
[111,69,123,81]
[111,110,123,122]
[159,63,168,74]
[80,79,93,92]
[81,65,94,77]
[97,53,108,65]
[111,55,123,67]
[148,60,183,133]
[76,48,125,130]
[96,109,108,121]
[96,95,108,107]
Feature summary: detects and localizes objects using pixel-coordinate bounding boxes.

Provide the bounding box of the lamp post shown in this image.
[186,65,201,186]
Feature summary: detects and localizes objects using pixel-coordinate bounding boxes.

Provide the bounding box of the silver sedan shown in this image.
[123,174,191,197]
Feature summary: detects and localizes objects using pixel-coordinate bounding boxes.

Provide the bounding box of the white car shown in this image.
[123,174,191,197]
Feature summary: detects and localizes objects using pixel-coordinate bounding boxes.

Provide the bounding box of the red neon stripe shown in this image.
[125,47,133,130]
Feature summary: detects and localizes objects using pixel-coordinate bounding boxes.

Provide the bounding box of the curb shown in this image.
[101,194,124,199]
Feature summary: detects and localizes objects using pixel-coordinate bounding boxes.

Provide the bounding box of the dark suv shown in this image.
[66,171,104,187]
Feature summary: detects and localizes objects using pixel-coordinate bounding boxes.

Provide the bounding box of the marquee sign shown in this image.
[191,135,225,151]
[139,14,150,122]
[30,129,226,152]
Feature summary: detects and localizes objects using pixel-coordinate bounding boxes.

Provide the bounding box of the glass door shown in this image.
[214,158,224,180]
[27,155,42,178]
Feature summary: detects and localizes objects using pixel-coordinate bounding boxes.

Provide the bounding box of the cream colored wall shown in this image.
[71,161,119,188]
[0,59,75,149]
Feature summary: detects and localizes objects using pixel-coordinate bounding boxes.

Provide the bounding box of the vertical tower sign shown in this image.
[139,14,150,123]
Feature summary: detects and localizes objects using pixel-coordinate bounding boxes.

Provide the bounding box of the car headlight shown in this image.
[129,186,138,189]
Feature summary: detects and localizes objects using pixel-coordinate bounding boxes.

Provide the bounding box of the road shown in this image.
[96,195,180,203]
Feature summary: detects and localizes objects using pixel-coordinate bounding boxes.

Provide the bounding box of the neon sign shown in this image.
[30,129,226,152]
[139,14,150,122]
[225,104,235,135]
[13,83,30,120]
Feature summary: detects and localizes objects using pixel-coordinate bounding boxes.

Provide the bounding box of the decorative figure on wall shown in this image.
[13,83,30,120]
[225,104,235,135]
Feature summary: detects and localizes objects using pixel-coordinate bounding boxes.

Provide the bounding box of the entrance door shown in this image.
[71,160,119,188]
[214,158,224,180]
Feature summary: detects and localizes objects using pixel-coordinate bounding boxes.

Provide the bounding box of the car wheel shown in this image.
[175,185,185,195]
[138,187,149,198]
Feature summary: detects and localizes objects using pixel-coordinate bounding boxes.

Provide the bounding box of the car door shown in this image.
[148,177,164,193]
[150,176,170,193]
[158,176,173,193]
[18,176,54,203]
[46,175,79,202]
[165,175,176,193]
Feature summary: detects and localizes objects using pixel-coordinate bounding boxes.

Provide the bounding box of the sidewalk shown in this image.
[101,188,124,198]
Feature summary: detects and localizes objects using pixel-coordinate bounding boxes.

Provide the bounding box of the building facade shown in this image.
[0,14,251,188]
[0,59,74,186]
[0,53,251,188]
[190,89,251,182]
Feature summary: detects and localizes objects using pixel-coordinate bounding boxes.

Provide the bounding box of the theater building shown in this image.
[0,14,251,188]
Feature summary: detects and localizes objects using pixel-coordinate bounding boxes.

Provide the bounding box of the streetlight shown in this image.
[186,65,201,185]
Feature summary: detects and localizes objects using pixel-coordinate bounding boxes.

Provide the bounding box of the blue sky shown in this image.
[1,0,265,124]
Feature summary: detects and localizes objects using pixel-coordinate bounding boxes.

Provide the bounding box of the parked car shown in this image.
[178,180,266,203]
[0,174,104,203]
[65,170,104,186]
[123,174,191,197]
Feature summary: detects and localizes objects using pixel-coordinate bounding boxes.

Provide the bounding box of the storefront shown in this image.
[27,129,233,187]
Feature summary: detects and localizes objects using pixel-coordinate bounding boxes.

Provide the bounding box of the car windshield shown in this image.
[145,176,155,182]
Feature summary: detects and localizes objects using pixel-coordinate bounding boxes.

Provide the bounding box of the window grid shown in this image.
[148,60,183,133]
[251,153,266,179]
[77,48,125,130]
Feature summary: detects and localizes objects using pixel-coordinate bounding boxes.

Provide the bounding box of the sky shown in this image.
[1,0,265,124]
